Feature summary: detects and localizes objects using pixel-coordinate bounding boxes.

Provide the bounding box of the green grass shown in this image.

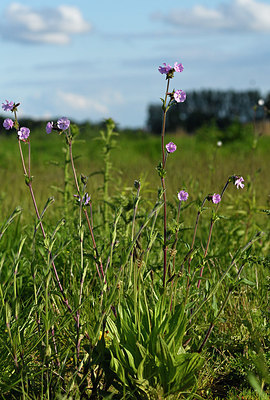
[0,126,269,399]
[1,130,269,219]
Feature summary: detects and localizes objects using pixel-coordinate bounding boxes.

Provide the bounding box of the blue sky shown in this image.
[0,0,270,128]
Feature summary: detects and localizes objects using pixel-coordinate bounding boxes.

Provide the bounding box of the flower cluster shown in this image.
[159,62,186,104]
[158,62,184,75]
[46,117,70,134]
[2,100,30,142]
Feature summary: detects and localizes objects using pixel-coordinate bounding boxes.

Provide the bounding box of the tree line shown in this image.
[147,89,270,134]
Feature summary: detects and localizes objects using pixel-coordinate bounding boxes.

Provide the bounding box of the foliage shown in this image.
[107,296,203,398]
[147,89,266,134]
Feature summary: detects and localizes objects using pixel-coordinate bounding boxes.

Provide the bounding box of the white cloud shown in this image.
[154,0,270,33]
[1,3,91,44]
[57,91,109,115]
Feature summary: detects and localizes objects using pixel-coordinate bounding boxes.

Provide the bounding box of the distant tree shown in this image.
[146,89,265,134]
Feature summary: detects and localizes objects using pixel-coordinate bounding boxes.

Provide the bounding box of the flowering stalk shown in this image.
[6,105,74,318]
[168,190,189,310]
[47,118,106,282]
[158,62,186,288]
[197,176,244,289]
[185,195,208,299]
[160,79,170,288]
[76,196,84,368]
[171,190,189,277]
[196,193,222,289]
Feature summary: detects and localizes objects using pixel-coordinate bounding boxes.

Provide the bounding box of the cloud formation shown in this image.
[154,0,270,33]
[1,3,91,44]
[57,91,109,115]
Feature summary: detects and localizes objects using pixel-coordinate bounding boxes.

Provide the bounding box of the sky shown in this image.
[0,0,270,128]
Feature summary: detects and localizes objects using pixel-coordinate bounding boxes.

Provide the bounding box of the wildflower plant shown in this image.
[0,61,264,399]
[158,61,186,287]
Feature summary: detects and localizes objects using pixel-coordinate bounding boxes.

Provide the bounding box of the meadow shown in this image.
[0,68,269,399]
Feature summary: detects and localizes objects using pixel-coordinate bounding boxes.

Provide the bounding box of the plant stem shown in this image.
[18,140,73,316]
[185,196,208,298]
[161,78,170,288]
[197,178,230,288]
[171,200,182,276]
[130,182,141,287]
[66,133,105,282]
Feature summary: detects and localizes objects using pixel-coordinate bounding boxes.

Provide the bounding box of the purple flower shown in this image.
[166,142,177,153]
[174,62,184,73]
[178,190,189,202]
[82,193,91,205]
[57,117,70,131]
[3,118,14,130]
[74,193,91,206]
[2,100,14,112]
[174,90,186,103]
[235,176,245,189]
[158,63,172,75]
[18,127,30,142]
[212,193,221,204]
[46,121,53,134]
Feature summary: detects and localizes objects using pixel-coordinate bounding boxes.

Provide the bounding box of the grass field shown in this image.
[1,128,269,217]
[0,115,269,399]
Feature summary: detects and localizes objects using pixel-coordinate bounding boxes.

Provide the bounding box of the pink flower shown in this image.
[3,118,14,130]
[166,142,177,153]
[174,90,186,103]
[158,62,184,75]
[178,190,189,202]
[235,176,244,189]
[158,63,172,74]
[174,62,184,73]
[2,100,14,112]
[212,193,221,204]
[18,127,30,142]
[46,121,53,134]
[57,117,70,131]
